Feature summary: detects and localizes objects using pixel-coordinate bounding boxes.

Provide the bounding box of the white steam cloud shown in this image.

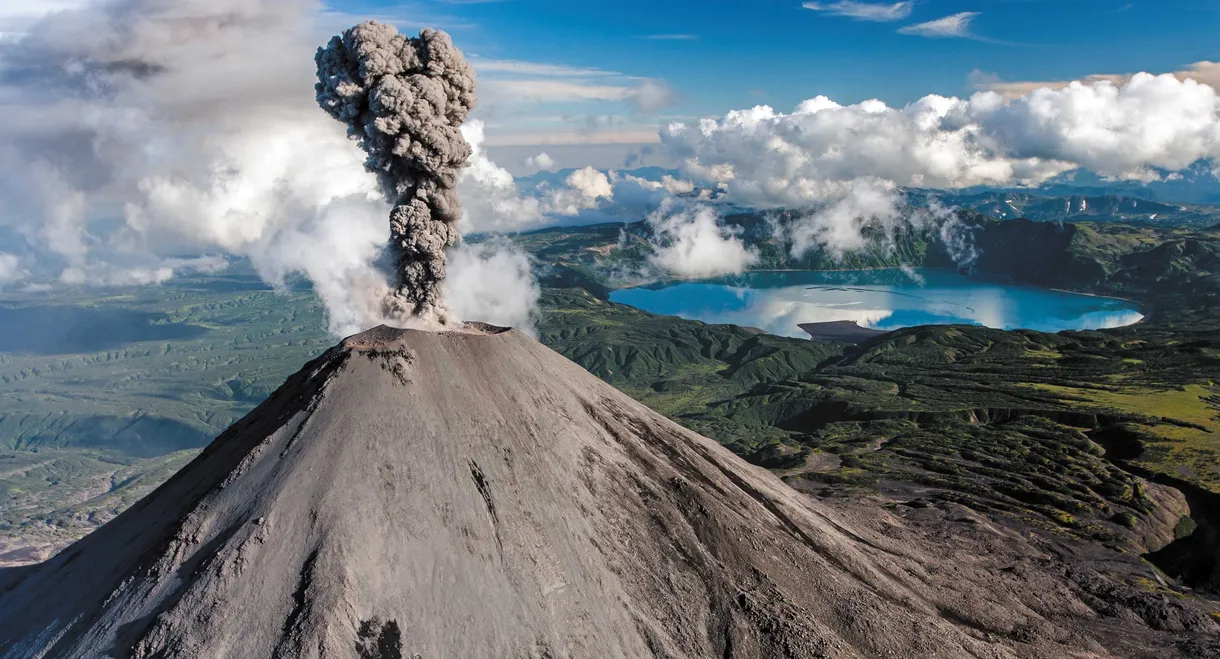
[445,239,540,334]
[0,0,398,334]
[0,0,545,335]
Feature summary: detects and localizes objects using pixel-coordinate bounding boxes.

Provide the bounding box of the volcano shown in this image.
[0,325,1214,658]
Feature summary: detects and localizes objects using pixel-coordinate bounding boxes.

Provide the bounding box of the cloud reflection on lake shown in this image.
[609,270,1144,339]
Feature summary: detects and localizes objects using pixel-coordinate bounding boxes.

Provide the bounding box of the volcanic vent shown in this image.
[0,325,1213,658]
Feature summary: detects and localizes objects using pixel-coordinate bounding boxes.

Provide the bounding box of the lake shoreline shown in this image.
[613,266,1145,313]
[609,268,1146,336]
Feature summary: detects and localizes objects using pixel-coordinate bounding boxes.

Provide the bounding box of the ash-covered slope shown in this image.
[0,325,1212,658]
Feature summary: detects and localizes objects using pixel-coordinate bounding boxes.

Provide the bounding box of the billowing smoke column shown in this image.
[315,21,476,319]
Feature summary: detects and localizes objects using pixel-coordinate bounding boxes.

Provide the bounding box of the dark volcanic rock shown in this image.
[0,325,1214,658]
[798,320,886,343]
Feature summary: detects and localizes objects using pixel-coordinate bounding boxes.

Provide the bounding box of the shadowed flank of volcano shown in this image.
[0,324,1215,658]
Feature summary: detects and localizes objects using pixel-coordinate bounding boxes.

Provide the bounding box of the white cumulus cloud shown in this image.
[661,72,1220,258]
[787,180,902,257]
[565,167,614,199]
[456,120,547,233]
[523,152,555,172]
[662,74,1220,205]
[973,60,1220,101]
[0,252,24,285]
[539,166,614,216]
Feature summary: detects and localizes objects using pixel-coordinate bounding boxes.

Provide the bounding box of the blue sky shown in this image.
[2,0,1215,171]
[330,0,1220,170]
[428,0,1215,103]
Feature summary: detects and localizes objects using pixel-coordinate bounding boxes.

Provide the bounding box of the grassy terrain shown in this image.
[537,292,1219,547]
[0,449,197,563]
[0,271,333,562]
[509,211,1220,315]
[0,272,331,455]
[522,218,1220,588]
[1027,383,1220,490]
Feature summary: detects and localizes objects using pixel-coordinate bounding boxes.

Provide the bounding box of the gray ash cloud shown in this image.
[315,21,477,319]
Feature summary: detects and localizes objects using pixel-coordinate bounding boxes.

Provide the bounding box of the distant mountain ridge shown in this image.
[980,162,1220,206]
[917,190,1220,228]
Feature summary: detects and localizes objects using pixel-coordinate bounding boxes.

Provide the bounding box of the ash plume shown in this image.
[315,21,477,320]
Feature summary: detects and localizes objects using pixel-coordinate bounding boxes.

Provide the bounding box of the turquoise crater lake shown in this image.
[608,269,1144,339]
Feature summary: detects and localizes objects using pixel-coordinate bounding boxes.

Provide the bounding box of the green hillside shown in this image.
[1,218,1218,590]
